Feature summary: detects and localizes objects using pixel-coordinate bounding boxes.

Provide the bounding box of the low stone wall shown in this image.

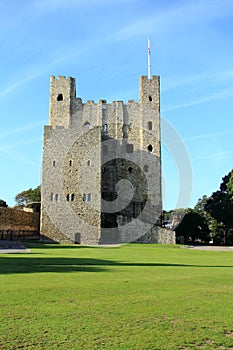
[133,226,176,244]
[0,207,40,240]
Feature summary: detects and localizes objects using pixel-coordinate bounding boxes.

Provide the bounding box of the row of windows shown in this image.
[84,121,153,131]
[52,160,91,167]
[103,144,153,154]
[50,193,92,202]
[57,94,153,103]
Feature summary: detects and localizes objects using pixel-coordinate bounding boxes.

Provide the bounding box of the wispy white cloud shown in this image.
[30,0,136,14]
[163,86,233,112]
[0,148,40,167]
[112,0,233,41]
[193,149,233,161]
[0,138,42,151]
[0,72,42,98]
[163,70,233,92]
[184,129,233,142]
[0,123,43,140]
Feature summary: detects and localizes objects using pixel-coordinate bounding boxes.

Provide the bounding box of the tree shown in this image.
[0,199,8,207]
[205,170,233,245]
[15,186,41,208]
[175,208,210,244]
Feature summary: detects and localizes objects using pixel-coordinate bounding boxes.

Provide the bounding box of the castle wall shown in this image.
[0,207,40,240]
[41,75,163,245]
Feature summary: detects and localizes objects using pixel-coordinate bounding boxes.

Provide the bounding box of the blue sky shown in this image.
[0,0,233,210]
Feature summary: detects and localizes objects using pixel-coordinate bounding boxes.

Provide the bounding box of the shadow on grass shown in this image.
[1,257,233,274]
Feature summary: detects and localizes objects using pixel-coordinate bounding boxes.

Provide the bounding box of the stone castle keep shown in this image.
[40,75,175,244]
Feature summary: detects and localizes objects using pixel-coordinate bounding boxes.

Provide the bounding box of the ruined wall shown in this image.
[0,207,40,240]
[133,226,176,244]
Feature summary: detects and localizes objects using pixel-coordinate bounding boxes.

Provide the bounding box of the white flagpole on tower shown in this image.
[148,37,151,79]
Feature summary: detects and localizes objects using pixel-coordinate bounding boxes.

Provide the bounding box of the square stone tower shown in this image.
[40,75,162,244]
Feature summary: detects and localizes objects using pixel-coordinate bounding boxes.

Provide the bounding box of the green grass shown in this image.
[1,243,233,349]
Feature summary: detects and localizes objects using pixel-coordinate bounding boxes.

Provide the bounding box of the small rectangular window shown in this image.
[71,194,75,201]
[148,121,152,130]
[126,143,134,153]
[83,194,86,202]
[87,194,91,202]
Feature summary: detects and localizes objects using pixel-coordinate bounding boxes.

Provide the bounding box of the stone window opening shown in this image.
[55,194,59,202]
[129,122,133,130]
[53,160,56,167]
[57,93,63,101]
[147,144,153,153]
[83,194,86,202]
[149,95,152,102]
[147,121,152,130]
[87,193,91,202]
[126,143,134,153]
[71,194,75,201]
[69,160,73,167]
[87,160,91,166]
[84,121,91,128]
[103,123,108,132]
[128,167,133,173]
[67,194,70,202]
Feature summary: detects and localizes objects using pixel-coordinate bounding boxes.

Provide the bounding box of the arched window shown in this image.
[149,96,152,102]
[71,194,75,201]
[66,194,70,202]
[84,121,91,128]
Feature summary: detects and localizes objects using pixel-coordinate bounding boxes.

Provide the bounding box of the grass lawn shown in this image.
[1,243,233,350]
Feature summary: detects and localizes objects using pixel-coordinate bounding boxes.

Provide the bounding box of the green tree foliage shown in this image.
[204,170,233,245]
[15,186,41,208]
[0,199,8,207]
[175,209,210,244]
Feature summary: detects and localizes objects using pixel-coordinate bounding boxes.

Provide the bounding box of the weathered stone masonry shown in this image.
[40,75,175,244]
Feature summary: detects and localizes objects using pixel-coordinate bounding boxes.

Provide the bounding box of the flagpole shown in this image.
[148,37,151,79]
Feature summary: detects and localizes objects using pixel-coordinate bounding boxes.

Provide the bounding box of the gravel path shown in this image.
[189,245,233,252]
[0,241,31,254]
